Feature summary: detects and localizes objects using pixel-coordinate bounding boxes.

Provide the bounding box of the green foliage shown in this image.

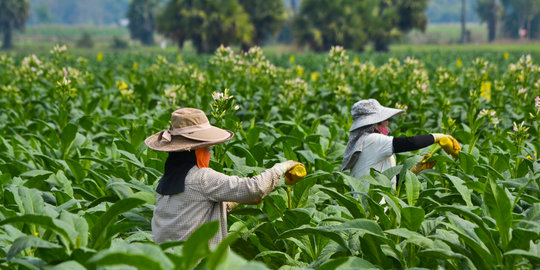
[475,0,500,42]
[0,46,539,269]
[127,0,156,46]
[157,0,253,53]
[293,0,429,52]
[75,32,94,48]
[111,36,129,49]
[0,0,30,49]
[238,0,286,46]
[293,0,368,52]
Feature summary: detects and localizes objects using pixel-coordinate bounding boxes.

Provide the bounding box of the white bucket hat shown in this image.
[145,108,233,152]
[349,99,404,131]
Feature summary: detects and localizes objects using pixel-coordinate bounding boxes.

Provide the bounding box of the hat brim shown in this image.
[350,107,404,131]
[145,128,234,152]
[180,126,232,142]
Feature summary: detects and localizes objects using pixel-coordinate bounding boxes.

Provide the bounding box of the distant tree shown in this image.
[238,0,285,47]
[0,0,30,49]
[293,0,368,52]
[293,0,428,52]
[395,0,429,33]
[371,0,429,51]
[35,2,52,24]
[111,36,129,49]
[476,0,500,42]
[157,0,253,53]
[127,0,157,45]
[76,32,94,48]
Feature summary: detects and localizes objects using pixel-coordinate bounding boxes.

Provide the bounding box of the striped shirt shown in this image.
[151,162,289,245]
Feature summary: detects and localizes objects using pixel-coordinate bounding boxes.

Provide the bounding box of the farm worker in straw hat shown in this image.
[342,99,461,188]
[145,108,301,245]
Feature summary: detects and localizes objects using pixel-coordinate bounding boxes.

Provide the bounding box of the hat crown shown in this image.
[170,108,209,129]
[351,99,382,119]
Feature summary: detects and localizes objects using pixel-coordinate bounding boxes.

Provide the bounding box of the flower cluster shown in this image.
[116,80,134,100]
[281,78,309,103]
[210,88,239,127]
[477,108,499,125]
[163,84,187,107]
[508,121,530,145]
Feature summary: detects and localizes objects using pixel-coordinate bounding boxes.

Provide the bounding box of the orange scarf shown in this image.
[195,148,211,168]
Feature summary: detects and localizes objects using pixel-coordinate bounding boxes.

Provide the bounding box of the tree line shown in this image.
[1,0,540,51]
[129,0,430,53]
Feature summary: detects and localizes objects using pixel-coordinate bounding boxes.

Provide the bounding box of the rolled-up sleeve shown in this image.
[196,162,289,203]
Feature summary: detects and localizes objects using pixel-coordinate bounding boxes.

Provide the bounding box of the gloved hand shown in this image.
[283,160,302,170]
[410,154,436,174]
[432,133,461,158]
[225,199,262,214]
[283,161,306,185]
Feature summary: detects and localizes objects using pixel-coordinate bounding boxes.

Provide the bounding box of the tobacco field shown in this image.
[0,45,539,269]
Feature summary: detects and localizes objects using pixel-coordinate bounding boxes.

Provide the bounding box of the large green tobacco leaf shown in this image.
[483,178,513,249]
[436,206,502,264]
[504,249,540,265]
[5,186,45,216]
[58,211,89,248]
[291,175,317,209]
[445,213,500,269]
[459,152,478,175]
[254,251,305,268]
[179,220,220,270]
[400,206,425,231]
[444,174,473,207]
[317,256,379,269]
[279,219,389,257]
[60,123,78,159]
[403,171,421,206]
[7,235,62,260]
[320,187,365,218]
[205,232,241,269]
[213,249,269,270]
[88,243,174,270]
[385,228,434,249]
[0,214,77,247]
[43,260,86,270]
[89,197,146,250]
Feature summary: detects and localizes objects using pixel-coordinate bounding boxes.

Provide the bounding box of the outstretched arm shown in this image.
[392,134,434,153]
[196,161,298,203]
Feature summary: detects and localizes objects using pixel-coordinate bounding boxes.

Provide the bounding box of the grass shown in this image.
[6,23,540,56]
[391,43,540,52]
[408,22,488,44]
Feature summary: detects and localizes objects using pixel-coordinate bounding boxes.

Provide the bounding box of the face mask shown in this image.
[375,125,389,135]
[195,148,211,168]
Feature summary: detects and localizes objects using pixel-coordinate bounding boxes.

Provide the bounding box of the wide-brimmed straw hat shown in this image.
[145,108,233,152]
[349,99,404,131]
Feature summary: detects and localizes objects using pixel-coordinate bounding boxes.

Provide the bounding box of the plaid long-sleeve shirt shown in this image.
[151,162,290,245]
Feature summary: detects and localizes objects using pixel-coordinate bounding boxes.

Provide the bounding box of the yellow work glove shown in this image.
[410,154,437,174]
[432,133,461,158]
[284,162,306,185]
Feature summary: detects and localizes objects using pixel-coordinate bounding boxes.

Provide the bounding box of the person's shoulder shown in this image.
[187,166,224,180]
[365,133,392,144]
